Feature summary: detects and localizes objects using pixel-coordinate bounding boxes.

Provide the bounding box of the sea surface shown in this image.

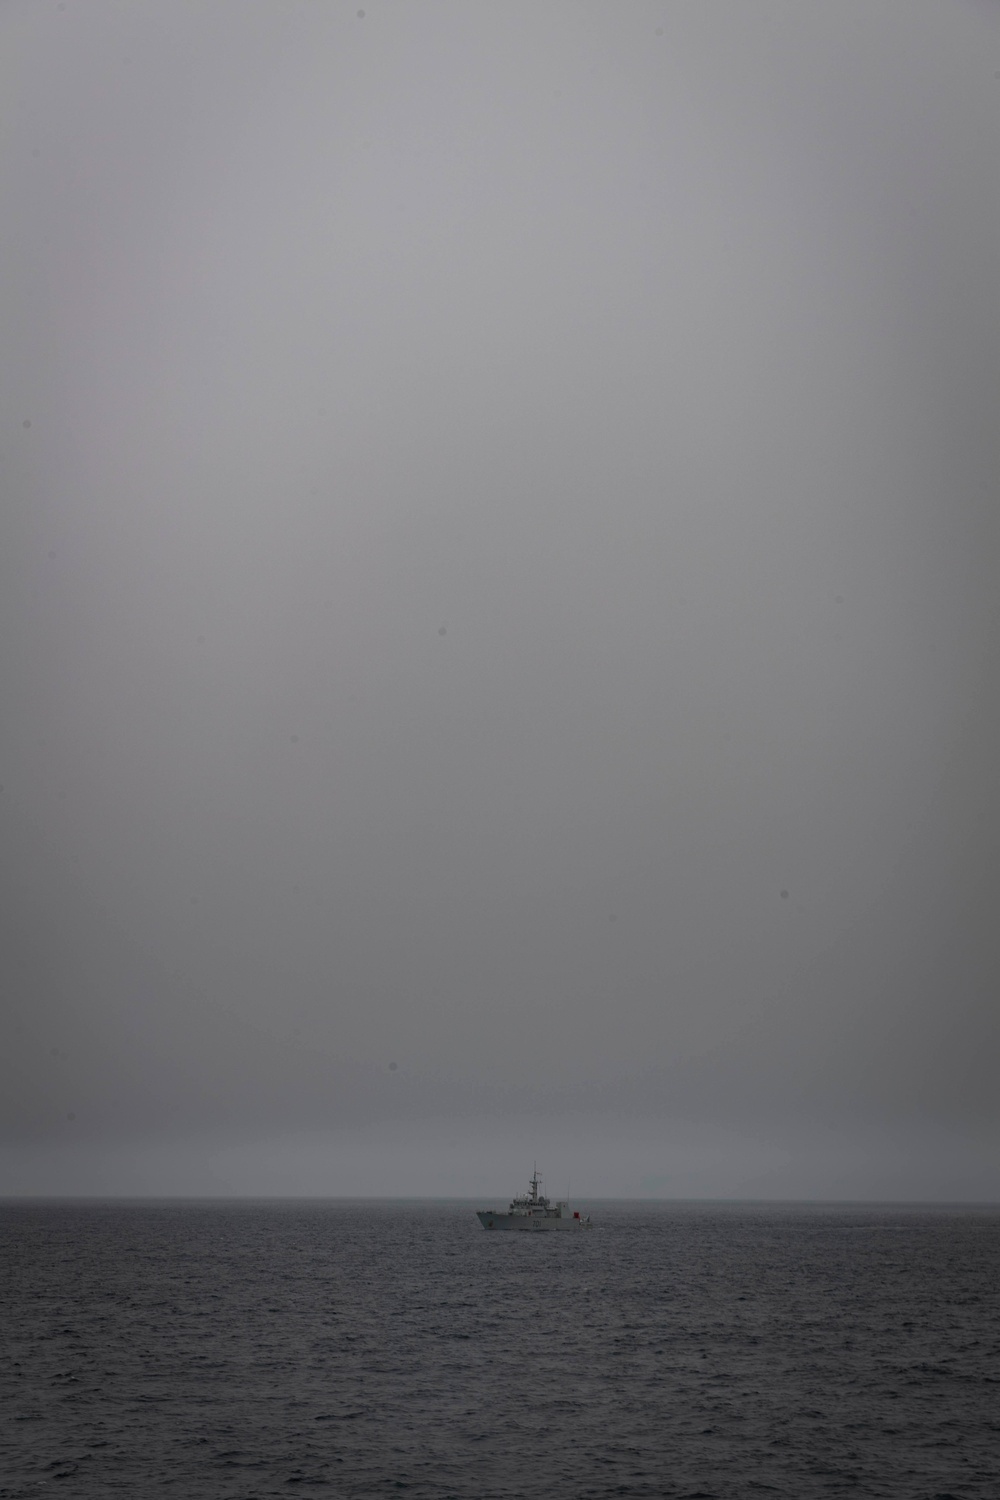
[1,1200,998,1499]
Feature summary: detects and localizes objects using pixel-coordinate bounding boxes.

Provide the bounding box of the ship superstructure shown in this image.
[476,1167,591,1231]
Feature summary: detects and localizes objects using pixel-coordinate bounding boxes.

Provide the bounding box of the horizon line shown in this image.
[3,1194,999,1206]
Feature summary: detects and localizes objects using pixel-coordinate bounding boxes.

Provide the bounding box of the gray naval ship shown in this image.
[477,1168,592,1231]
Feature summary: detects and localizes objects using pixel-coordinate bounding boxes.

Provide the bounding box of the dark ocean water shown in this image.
[1,1200,998,1499]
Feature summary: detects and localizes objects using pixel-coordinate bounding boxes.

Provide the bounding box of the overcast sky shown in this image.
[2,1,998,1198]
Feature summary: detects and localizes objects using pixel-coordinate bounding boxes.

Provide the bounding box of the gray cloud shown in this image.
[2,1,998,1195]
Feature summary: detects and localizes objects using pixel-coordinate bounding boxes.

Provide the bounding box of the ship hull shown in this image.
[476,1211,590,1231]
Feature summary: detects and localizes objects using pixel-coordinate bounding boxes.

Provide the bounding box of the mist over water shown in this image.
[2,2,999,1196]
